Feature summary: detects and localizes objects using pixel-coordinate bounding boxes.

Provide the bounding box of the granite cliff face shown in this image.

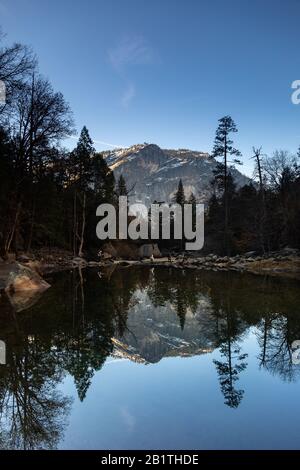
[103,143,251,205]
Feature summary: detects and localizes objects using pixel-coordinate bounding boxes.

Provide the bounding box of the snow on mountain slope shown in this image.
[103,143,251,205]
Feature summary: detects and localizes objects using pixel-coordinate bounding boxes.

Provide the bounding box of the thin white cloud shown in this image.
[93,138,123,148]
[121,83,136,108]
[108,35,154,71]
[69,135,123,149]
[108,35,155,108]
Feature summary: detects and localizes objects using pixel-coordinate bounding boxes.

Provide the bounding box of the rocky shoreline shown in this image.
[1,247,299,301]
[110,249,300,279]
[18,247,300,277]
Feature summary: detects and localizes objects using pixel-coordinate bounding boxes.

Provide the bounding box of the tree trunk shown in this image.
[5,201,22,255]
[255,153,268,253]
[78,192,86,258]
[73,191,77,256]
[224,135,229,255]
[26,200,36,252]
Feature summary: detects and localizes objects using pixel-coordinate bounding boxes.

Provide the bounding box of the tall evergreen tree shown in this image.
[174,179,185,250]
[175,179,185,206]
[212,116,242,255]
[72,126,95,191]
[93,152,115,203]
[116,174,128,196]
[71,127,95,257]
[188,192,197,232]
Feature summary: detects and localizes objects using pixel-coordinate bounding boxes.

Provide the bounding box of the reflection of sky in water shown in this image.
[59,326,300,450]
[0,268,300,449]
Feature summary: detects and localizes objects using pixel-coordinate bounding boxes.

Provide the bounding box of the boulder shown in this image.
[3,262,50,292]
[0,262,50,312]
[7,289,45,313]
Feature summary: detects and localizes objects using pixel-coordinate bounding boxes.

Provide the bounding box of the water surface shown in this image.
[0,267,300,449]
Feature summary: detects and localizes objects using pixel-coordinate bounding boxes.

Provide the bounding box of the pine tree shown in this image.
[175,179,185,206]
[71,126,95,257]
[188,192,197,231]
[116,175,128,196]
[174,179,185,250]
[212,116,242,255]
[93,153,115,203]
[73,126,95,191]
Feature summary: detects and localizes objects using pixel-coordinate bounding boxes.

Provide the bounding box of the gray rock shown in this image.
[103,143,253,207]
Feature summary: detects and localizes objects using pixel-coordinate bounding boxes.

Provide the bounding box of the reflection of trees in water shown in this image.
[0,267,147,405]
[0,335,71,450]
[148,268,200,330]
[148,269,249,407]
[209,279,248,409]
[250,275,300,382]
[146,268,300,407]
[257,314,300,382]
[213,334,248,408]
[0,267,299,446]
[49,267,147,401]
[200,272,300,394]
[0,267,146,447]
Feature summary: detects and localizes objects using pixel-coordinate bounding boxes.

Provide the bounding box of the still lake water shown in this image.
[0,266,300,450]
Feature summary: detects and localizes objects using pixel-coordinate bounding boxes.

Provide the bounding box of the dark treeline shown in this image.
[1,31,299,258]
[172,116,300,255]
[207,117,300,255]
[0,32,118,258]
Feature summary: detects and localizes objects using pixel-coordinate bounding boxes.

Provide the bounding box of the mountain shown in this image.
[111,287,218,364]
[103,143,252,205]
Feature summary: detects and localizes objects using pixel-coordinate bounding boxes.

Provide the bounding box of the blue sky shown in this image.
[1,0,300,175]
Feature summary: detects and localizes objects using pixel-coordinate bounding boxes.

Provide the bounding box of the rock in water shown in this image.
[5,262,50,292]
[0,262,50,312]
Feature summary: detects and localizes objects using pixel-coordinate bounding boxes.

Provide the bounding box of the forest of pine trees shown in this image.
[206,117,300,255]
[0,34,115,258]
[0,32,299,258]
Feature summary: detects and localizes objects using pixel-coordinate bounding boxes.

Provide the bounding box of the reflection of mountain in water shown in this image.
[113,289,216,363]
[0,267,300,447]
